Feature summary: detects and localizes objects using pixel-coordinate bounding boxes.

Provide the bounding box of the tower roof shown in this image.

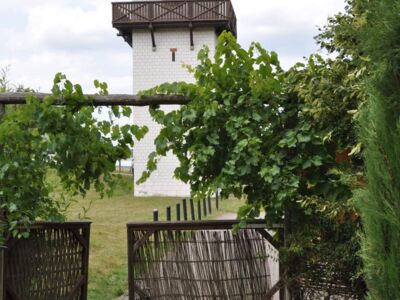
[112,0,237,47]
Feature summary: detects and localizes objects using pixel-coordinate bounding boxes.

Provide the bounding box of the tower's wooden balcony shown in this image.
[112,0,237,46]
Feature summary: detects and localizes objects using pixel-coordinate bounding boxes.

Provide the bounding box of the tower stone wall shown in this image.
[132,27,218,197]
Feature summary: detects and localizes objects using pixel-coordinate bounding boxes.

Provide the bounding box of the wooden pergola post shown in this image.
[0,103,5,300]
[0,206,3,300]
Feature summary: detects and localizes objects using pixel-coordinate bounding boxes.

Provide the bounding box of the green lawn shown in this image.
[64,174,243,300]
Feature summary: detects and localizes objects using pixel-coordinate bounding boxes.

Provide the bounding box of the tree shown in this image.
[0,73,147,244]
[356,0,400,298]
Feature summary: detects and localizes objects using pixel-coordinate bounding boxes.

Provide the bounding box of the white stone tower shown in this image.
[112,0,237,197]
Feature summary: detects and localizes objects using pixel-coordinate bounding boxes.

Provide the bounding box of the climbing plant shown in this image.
[0,73,148,244]
[139,26,367,294]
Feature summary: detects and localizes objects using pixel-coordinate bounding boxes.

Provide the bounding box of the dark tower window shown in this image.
[170,48,177,62]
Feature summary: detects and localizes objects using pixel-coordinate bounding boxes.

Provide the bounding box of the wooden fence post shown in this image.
[203,198,207,217]
[207,195,212,214]
[182,199,188,221]
[279,225,285,300]
[153,209,159,222]
[166,206,171,222]
[0,222,3,300]
[81,224,91,300]
[0,106,5,300]
[190,199,195,221]
[128,227,135,300]
[285,207,292,300]
[0,245,3,300]
[197,201,202,221]
[215,190,219,210]
[176,203,181,221]
[280,206,291,300]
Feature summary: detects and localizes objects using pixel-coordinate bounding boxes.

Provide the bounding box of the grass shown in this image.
[64,174,244,300]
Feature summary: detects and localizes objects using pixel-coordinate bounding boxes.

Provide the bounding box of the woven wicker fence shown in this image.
[127,220,280,300]
[297,263,364,300]
[3,221,91,300]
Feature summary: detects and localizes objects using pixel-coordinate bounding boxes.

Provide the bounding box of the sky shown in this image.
[0,0,346,94]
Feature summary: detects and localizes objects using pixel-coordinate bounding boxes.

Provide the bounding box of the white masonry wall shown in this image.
[132,27,218,197]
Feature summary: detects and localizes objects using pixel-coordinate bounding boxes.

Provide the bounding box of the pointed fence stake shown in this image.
[190,199,195,221]
[182,199,188,221]
[166,206,171,222]
[153,209,159,222]
[176,203,181,221]
[197,201,202,221]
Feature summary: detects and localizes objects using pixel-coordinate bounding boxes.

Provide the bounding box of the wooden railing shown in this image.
[112,0,236,35]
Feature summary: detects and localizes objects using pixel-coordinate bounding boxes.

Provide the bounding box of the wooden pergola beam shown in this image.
[0,92,191,106]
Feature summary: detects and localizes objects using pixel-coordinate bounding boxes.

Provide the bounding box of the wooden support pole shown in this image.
[153,209,160,258]
[215,190,219,210]
[166,206,171,222]
[279,224,285,300]
[207,194,212,214]
[176,203,181,221]
[202,198,207,217]
[280,206,291,300]
[182,199,188,221]
[0,92,190,107]
[190,199,195,221]
[81,225,91,300]
[0,237,2,297]
[284,207,291,300]
[128,228,134,300]
[153,209,159,222]
[197,201,202,221]
[0,107,5,300]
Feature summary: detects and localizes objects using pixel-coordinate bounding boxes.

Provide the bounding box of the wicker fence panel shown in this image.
[127,220,278,300]
[4,221,91,300]
[297,263,364,300]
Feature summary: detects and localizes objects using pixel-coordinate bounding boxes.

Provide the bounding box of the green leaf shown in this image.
[31,128,40,137]
[9,203,17,212]
[311,155,323,166]
[297,133,311,143]
[122,106,132,117]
